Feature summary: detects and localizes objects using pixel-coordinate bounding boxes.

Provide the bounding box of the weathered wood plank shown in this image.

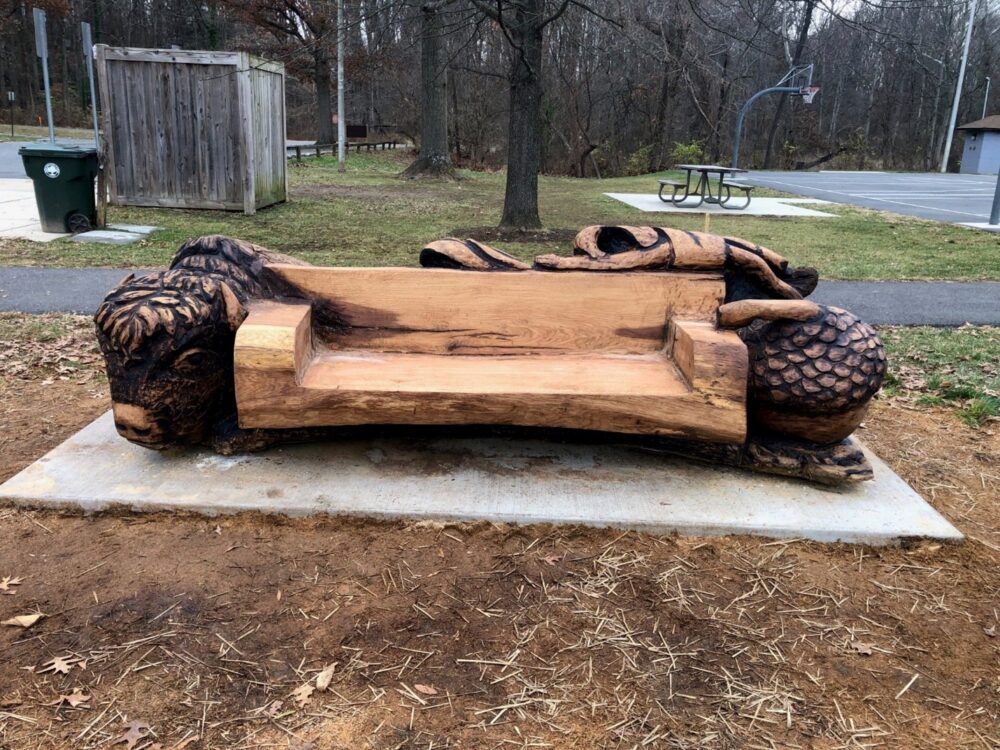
[95,45,284,212]
[102,48,241,66]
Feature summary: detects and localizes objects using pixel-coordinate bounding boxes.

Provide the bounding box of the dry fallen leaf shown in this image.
[2,613,44,629]
[265,700,283,717]
[0,576,23,594]
[45,688,91,708]
[114,720,151,750]
[39,656,75,675]
[291,684,314,708]
[850,640,874,656]
[540,553,561,566]
[315,663,336,692]
[414,683,438,696]
[64,688,91,708]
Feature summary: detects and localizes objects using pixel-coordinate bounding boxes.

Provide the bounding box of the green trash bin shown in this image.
[19,142,99,233]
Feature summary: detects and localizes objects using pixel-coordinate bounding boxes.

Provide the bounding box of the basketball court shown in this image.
[742,170,999,226]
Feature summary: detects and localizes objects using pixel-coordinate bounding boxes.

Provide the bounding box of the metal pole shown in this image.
[33,8,55,143]
[81,23,100,149]
[7,92,13,138]
[732,86,802,169]
[984,76,991,119]
[941,0,979,173]
[990,169,1000,226]
[336,0,346,173]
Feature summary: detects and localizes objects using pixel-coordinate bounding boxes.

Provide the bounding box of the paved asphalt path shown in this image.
[0,267,997,324]
[743,170,999,224]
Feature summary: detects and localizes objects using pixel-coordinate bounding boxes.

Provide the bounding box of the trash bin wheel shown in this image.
[67,212,92,234]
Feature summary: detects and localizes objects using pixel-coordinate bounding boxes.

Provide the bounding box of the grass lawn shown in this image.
[0,124,97,142]
[1,150,998,279]
[881,325,1000,424]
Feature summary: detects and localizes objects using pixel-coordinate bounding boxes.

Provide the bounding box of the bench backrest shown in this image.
[267,265,725,355]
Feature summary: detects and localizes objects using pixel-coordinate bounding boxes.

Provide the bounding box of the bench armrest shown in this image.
[234,301,313,383]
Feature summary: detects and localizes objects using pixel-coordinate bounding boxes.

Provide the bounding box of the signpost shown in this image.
[81,22,100,149]
[33,7,55,143]
[6,91,13,138]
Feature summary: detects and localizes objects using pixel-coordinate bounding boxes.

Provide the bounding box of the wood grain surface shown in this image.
[266,266,726,355]
[234,269,748,443]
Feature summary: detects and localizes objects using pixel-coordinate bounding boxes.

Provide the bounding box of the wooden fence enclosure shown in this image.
[95,46,287,215]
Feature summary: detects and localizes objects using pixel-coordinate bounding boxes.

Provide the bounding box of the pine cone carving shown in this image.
[741,305,886,444]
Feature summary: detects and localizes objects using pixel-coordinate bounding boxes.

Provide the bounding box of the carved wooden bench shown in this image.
[95,226,887,485]
[233,267,749,443]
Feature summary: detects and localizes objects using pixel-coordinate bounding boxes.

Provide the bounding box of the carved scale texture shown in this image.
[742,305,886,415]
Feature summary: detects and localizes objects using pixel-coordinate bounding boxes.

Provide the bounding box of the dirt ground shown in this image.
[0,318,998,749]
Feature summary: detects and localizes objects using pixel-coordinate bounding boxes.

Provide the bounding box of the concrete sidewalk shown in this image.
[0,266,998,324]
[0,178,69,243]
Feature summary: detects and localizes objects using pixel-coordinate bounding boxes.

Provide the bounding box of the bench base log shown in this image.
[94,229,886,486]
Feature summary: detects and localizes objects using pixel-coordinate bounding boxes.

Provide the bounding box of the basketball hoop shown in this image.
[799,86,820,104]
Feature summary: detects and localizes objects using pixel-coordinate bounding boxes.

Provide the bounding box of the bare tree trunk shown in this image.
[403,1,453,177]
[450,68,462,161]
[651,63,672,170]
[500,1,544,229]
[763,0,816,169]
[315,49,336,144]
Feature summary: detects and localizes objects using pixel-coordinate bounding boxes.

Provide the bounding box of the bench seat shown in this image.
[234,267,749,444]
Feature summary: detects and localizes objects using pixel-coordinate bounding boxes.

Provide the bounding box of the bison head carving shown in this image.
[95,269,246,449]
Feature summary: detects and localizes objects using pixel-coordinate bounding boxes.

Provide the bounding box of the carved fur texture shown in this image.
[95,236,308,450]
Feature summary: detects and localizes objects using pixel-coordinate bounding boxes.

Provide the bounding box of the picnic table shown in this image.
[659,164,754,210]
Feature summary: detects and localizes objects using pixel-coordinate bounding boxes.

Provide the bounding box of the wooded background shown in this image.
[2,0,997,175]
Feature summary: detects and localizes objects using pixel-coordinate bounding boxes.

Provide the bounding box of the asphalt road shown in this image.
[0,267,997,324]
[743,170,1000,224]
[0,139,94,178]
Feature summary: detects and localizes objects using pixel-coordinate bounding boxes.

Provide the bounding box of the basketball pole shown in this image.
[941,0,979,173]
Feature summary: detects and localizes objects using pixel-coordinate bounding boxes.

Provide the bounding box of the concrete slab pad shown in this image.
[0,413,963,545]
[960,222,1000,233]
[107,224,161,235]
[71,230,143,245]
[605,193,837,217]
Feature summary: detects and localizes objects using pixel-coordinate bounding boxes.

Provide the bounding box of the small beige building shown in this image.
[958,115,1000,175]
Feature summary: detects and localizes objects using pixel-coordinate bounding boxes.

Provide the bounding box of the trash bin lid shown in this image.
[18,141,98,158]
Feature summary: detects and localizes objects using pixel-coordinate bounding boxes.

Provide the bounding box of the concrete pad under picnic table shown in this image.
[0,412,963,545]
[605,193,837,217]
